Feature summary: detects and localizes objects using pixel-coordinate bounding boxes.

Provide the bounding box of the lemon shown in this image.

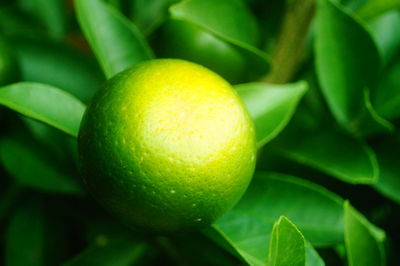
[78,59,256,233]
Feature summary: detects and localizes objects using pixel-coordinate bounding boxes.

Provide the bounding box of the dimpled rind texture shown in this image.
[78,59,256,233]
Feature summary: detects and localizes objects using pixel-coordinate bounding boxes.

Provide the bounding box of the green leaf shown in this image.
[5,199,47,266]
[0,136,83,195]
[17,0,67,39]
[0,184,22,220]
[170,232,241,266]
[0,82,86,137]
[267,216,306,266]
[0,37,19,86]
[344,201,386,266]
[65,216,153,266]
[0,6,45,39]
[154,18,249,84]
[5,198,69,266]
[75,0,154,78]
[235,81,308,148]
[212,172,343,266]
[357,0,400,20]
[373,56,400,120]
[367,11,400,67]
[131,0,179,34]
[14,38,104,103]
[104,0,123,8]
[306,242,325,266]
[63,237,149,266]
[373,140,400,204]
[315,0,383,130]
[341,0,370,11]
[359,89,394,136]
[170,0,270,80]
[171,0,259,46]
[273,129,379,184]
[22,117,76,167]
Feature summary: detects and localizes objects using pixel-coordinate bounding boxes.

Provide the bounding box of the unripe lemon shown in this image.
[78,59,256,233]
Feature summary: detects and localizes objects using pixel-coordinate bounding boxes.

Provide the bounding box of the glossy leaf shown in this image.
[315,0,380,127]
[14,38,104,103]
[367,11,400,67]
[213,172,343,266]
[235,81,308,148]
[75,0,154,78]
[131,0,179,34]
[341,0,370,10]
[0,136,83,195]
[155,18,249,84]
[171,0,259,46]
[170,232,242,266]
[0,184,22,220]
[104,0,122,8]
[373,140,400,204]
[373,56,400,120]
[170,0,270,80]
[63,237,149,266]
[22,117,76,167]
[5,199,47,266]
[273,128,379,184]
[0,82,86,137]
[66,216,154,265]
[306,242,325,266]
[0,6,45,38]
[344,201,386,266]
[0,37,19,86]
[357,0,400,20]
[17,0,67,39]
[4,198,68,266]
[267,216,306,266]
[360,89,394,136]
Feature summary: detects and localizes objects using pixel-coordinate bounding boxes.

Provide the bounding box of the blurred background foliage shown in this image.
[0,0,400,265]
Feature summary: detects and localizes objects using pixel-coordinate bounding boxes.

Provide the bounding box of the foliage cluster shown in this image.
[0,0,399,265]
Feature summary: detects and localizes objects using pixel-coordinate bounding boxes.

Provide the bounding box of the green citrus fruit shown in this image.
[78,59,256,233]
[154,19,246,84]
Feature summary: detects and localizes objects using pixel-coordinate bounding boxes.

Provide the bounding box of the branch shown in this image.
[263,0,316,84]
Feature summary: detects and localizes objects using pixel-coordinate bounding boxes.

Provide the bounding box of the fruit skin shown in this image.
[78,59,256,233]
[154,19,246,84]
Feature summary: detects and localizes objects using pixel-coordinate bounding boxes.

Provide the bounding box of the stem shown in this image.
[263,0,316,84]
